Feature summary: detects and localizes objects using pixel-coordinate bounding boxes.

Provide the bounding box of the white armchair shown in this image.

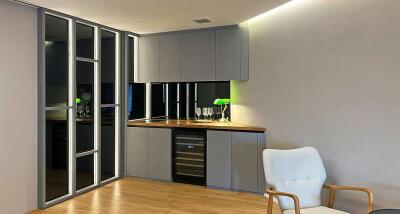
[262,147,374,214]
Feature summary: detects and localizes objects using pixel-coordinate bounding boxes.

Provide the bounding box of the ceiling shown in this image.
[20,0,291,34]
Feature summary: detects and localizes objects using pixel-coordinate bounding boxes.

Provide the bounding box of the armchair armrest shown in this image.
[323,184,374,212]
[266,188,300,214]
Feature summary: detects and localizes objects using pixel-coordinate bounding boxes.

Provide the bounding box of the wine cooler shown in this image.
[172,129,206,185]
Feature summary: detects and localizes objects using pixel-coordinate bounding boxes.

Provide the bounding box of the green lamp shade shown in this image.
[75,98,81,104]
[213,98,231,105]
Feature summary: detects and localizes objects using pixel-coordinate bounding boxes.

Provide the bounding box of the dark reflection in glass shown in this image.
[76,155,94,190]
[167,83,177,119]
[161,82,230,119]
[76,23,94,59]
[127,84,146,120]
[101,107,115,181]
[76,61,94,153]
[187,83,195,117]
[151,83,166,117]
[45,14,68,107]
[178,83,187,118]
[197,82,230,118]
[127,36,146,120]
[128,36,135,83]
[101,30,116,104]
[46,110,69,202]
[196,82,229,107]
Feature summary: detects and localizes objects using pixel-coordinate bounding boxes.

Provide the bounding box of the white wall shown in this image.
[0,0,37,213]
[232,0,400,213]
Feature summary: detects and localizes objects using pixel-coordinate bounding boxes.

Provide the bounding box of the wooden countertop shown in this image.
[127,119,266,132]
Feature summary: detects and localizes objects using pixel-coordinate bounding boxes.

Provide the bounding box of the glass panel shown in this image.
[101,107,115,181]
[45,110,69,202]
[76,23,94,59]
[151,83,166,118]
[127,83,145,120]
[167,83,178,119]
[178,83,187,118]
[187,83,195,118]
[197,82,230,120]
[127,36,146,120]
[45,14,69,107]
[76,155,94,190]
[76,61,94,153]
[128,36,135,83]
[101,30,116,104]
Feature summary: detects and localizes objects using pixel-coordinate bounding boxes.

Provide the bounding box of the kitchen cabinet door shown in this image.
[257,133,267,193]
[207,130,232,189]
[148,128,172,181]
[216,27,241,81]
[231,132,258,192]
[138,36,159,82]
[126,127,149,177]
[181,30,216,81]
[159,34,181,82]
[240,23,249,80]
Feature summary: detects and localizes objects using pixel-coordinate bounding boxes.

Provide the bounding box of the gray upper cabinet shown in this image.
[231,131,258,192]
[181,30,216,81]
[136,25,249,83]
[240,23,249,80]
[138,35,159,82]
[207,130,232,189]
[148,128,172,181]
[126,127,149,177]
[216,27,241,80]
[159,34,181,82]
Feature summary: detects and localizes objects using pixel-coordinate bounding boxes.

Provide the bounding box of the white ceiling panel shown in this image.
[20,0,290,34]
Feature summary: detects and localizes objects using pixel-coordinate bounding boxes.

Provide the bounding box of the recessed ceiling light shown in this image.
[193,18,212,24]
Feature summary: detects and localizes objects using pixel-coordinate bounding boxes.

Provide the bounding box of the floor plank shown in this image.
[31,177,281,214]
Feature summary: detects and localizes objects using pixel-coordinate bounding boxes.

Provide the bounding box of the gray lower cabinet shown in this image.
[138,35,159,82]
[159,34,181,82]
[231,132,259,192]
[148,128,172,181]
[126,127,149,177]
[207,130,232,189]
[126,127,172,181]
[257,133,267,193]
[126,127,265,191]
[181,30,216,81]
[206,130,266,193]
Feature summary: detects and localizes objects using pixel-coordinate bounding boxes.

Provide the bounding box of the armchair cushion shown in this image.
[263,147,327,210]
[283,206,349,214]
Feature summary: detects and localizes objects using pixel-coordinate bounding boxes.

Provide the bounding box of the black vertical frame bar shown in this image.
[120,32,127,177]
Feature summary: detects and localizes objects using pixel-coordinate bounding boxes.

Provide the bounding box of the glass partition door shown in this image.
[41,11,120,208]
[75,22,97,192]
[44,14,71,203]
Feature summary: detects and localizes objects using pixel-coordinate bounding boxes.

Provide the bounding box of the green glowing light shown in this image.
[75,98,81,104]
[213,98,231,105]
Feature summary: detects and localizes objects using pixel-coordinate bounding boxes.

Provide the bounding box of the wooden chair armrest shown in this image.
[323,184,374,212]
[266,188,300,214]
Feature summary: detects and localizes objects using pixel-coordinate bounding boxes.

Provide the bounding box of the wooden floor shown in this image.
[31,177,281,214]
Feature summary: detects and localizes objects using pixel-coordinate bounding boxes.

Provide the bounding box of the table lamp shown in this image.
[213,98,230,122]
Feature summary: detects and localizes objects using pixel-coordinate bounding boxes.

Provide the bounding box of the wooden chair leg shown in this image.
[267,194,274,214]
[327,189,336,208]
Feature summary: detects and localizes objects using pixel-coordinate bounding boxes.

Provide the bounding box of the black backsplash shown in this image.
[128,82,230,120]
